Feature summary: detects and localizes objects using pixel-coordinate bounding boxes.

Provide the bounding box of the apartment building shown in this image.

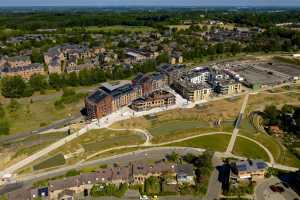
[85,89,113,119]
[130,90,176,111]
[85,81,142,119]
[173,80,212,102]
[132,72,168,96]
[100,81,142,112]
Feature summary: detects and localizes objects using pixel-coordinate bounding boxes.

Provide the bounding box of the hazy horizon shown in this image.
[1,0,300,7]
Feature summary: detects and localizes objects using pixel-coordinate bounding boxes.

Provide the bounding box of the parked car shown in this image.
[270,185,285,193]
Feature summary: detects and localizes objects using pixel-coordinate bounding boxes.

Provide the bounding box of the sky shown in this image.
[0,0,299,7]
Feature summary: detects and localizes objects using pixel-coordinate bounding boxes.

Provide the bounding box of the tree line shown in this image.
[0,57,165,98]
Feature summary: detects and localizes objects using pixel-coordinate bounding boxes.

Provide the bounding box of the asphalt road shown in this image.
[205,156,223,200]
[0,147,204,196]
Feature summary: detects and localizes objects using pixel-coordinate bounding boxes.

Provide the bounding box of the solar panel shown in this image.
[237,164,247,171]
[256,162,267,169]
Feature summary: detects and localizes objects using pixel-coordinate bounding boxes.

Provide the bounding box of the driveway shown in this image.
[255,177,300,200]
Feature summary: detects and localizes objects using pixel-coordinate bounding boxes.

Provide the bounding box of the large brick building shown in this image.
[85,81,142,119]
[85,90,113,119]
[132,72,168,96]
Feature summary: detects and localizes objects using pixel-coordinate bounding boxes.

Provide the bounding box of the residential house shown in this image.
[170,52,183,65]
[9,162,195,200]
[1,63,45,79]
[231,160,268,182]
[175,164,195,185]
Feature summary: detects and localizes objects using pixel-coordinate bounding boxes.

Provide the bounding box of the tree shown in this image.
[216,43,225,54]
[0,119,10,135]
[49,73,64,90]
[29,74,48,92]
[281,104,294,114]
[66,72,79,87]
[1,76,27,98]
[264,105,281,125]
[31,48,44,63]
[0,103,5,118]
[166,151,179,162]
[144,176,161,195]
[7,99,21,113]
[230,43,241,55]
[156,53,170,64]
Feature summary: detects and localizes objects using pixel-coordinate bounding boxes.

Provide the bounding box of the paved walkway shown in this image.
[226,93,249,153]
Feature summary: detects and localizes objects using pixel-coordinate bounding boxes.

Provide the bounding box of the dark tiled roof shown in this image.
[101,83,135,98]
[87,89,109,104]
[175,164,194,176]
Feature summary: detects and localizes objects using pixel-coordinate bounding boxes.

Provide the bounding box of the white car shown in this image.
[140,195,149,200]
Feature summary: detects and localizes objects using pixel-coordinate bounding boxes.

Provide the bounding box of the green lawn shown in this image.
[0,85,98,135]
[33,153,66,171]
[149,120,210,136]
[82,133,144,153]
[166,134,231,152]
[47,129,144,165]
[233,137,270,162]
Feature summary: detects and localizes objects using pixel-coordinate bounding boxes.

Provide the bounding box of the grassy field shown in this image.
[240,130,300,168]
[111,97,242,143]
[166,134,231,152]
[246,92,300,114]
[273,56,300,67]
[233,137,270,161]
[16,128,144,174]
[242,88,300,167]
[0,132,68,171]
[48,129,144,165]
[0,85,98,135]
[33,153,66,171]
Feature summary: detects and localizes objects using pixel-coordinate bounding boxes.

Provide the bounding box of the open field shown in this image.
[0,132,68,171]
[112,97,242,143]
[240,131,300,168]
[273,56,300,67]
[233,137,270,161]
[246,92,300,114]
[29,129,144,171]
[168,23,236,31]
[15,128,144,174]
[33,154,66,171]
[240,86,300,167]
[0,85,98,135]
[166,134,231,152]
[66,25,155,33]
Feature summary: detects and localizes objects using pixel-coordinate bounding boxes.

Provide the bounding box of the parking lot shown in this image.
[219,60,299,88]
